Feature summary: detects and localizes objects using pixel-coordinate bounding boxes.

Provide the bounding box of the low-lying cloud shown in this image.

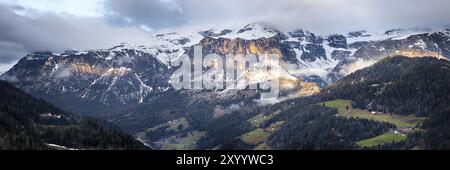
[339,58,378,76]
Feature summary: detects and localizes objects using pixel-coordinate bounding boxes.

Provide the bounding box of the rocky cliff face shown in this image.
[2,47,172,108]
[198,36,284,56]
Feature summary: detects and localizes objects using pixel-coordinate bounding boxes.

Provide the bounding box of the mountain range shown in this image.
[1,23,450,150]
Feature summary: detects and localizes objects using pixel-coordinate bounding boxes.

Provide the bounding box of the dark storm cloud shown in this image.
[0,3,152,65]
[105,0,287,30]
[0,41,25,63]
[105,0,450,33]
[106,0,184,29]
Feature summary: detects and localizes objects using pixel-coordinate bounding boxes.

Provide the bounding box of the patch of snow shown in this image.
[134,73,153,103]
[389,28,437,40]
[347,28,437,43]
[288,42,341,81]
[40,113,62,119]
[151,31,204,65]
[75,52,88,55]
[0,62,17,73]
[409,39,427,50]
[220,23,278,40]
[25,54,46,60]
[45,143,77,150]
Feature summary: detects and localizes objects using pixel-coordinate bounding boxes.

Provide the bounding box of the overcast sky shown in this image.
[1,0,450,72]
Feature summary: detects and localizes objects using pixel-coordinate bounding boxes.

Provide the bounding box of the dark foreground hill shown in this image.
[0,80,147,150]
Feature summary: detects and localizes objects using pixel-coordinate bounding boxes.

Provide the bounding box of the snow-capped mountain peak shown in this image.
[213,23,279,40]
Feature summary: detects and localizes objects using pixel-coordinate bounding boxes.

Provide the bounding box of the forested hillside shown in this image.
[319,56,450,149]
[0,81,147,150]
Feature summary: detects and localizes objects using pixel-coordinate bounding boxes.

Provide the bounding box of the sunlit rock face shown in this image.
[185,33,324,101]
[397,49,447,60]
[279,78,321,97]
[298,82,321,97]
[194,35,286,60]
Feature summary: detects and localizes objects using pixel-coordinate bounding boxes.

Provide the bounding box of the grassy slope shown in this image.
[135,117,206,150]
[319,99,426,127]
[240,128,271,146]
[319,99,426,148]
[240,110,285,149]
[357,132,407,148]
[161,131,206,150]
